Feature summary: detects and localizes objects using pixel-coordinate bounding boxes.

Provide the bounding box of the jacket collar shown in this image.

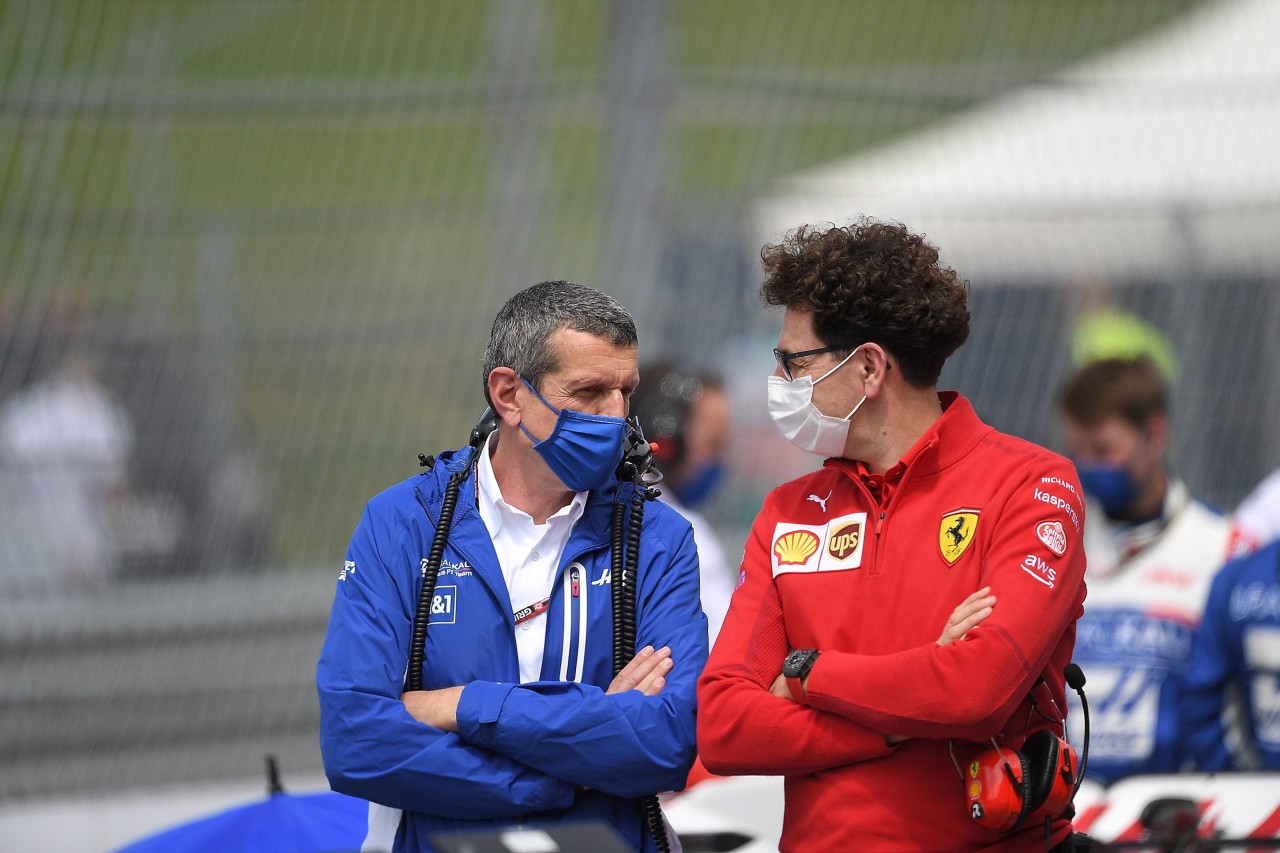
[419,444,630,560]
[824,391,993,481]
[475,434,588,539]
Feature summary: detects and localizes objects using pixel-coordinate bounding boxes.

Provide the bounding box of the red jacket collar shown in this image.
[824,391,994,482]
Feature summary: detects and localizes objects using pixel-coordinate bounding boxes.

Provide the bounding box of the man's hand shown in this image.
[401,686,465,732]
[606,645,673,696]
[767,587,998,738]
[768,672,793,701]
[938,586,995,646]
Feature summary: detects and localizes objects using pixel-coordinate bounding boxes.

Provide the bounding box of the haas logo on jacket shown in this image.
[939,509,980,565]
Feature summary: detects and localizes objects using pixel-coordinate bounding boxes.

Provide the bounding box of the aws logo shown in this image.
[828,521,862,560]
[774,530,820,566]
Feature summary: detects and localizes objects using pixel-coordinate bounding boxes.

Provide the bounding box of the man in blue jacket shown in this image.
[317,280,707,852]
[1180,540,1280,771]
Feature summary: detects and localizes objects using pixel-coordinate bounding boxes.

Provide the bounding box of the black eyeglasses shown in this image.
[772,345,845,381]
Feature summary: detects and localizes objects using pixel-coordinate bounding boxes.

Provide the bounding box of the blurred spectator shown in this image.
[1071,305,1178,382]
[1232,466,1280,552]
[1180,540,1280,771]
[0,347,134,585]
[630,362,736,644]
[1058,355,1235,784]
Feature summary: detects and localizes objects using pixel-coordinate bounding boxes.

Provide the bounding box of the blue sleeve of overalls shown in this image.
[1180,558,1244,772]
[316,502,577,817]
[455,514,707,797]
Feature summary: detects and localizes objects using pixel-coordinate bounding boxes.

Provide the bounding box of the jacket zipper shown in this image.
[854,438,937,576]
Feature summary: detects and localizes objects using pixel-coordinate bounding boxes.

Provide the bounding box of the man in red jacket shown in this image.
[697,219,1089,852]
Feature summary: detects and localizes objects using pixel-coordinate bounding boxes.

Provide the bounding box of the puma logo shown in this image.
[807,491,831,513]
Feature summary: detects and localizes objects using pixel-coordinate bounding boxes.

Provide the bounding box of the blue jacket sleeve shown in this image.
[1180,560,1242,772]
[455,516,707,798]
[316,504,577,818]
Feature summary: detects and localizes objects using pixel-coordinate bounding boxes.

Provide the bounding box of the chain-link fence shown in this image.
[5,0,1277,805]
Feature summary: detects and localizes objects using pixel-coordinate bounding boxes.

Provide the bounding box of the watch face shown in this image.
[785,649,816,677]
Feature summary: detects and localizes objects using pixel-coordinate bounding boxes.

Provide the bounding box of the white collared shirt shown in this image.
[476,433,587,683]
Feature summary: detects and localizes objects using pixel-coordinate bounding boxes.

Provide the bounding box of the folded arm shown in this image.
[697,514,901,776]
[804,471,1086,741]
[317,507,576,818]
[454,517,708,797]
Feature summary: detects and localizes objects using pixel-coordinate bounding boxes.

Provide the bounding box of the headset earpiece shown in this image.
[1031,731,1079,820]
[1020,730,1059,815]
[967,746,1029,831]
[965,731,1079,832]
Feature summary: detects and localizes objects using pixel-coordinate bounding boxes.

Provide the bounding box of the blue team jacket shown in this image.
[1181,541,1280,771]
[316,446,708,852]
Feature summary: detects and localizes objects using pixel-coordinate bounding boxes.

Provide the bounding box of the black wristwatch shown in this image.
[783,648,820,703]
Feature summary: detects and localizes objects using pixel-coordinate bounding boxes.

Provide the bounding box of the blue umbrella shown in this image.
[112,757,370,853]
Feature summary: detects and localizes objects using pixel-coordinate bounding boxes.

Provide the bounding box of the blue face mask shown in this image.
[674,462,724,509]
[1075,461,1139,519]
[519,378,627,492]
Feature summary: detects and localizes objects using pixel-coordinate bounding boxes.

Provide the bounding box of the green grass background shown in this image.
[0,0,1204,564]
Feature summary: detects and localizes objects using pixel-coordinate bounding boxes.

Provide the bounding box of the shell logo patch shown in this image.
[827,520,862,560]
[939,509,980,565]
[770,523,827,576]
[774,530,820,566]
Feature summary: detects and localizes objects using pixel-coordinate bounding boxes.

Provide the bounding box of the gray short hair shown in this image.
[482,280,638,406]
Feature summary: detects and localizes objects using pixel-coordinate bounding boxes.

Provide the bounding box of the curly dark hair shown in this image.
[760,219,970,388]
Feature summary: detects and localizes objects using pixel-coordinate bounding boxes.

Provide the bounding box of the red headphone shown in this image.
[964,671,1086,832]
[965,728,1079,831]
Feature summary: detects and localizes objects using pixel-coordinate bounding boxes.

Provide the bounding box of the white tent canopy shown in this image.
[755,0,1280,284]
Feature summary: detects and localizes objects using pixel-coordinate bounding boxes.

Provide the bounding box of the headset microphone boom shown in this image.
[1064,663,1090,802]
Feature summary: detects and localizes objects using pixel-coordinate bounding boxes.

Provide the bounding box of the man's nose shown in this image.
[602,391,628,418]
[599,389,634,417]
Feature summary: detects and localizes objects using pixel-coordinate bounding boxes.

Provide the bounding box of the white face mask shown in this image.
[767,345,867,457]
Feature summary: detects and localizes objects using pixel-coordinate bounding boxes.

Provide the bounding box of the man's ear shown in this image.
[1144,411,1169,456]
[859,343,892,397]
[487,367,523,428]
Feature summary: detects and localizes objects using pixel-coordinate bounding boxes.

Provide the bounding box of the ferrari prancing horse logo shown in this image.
[939,509,980,564]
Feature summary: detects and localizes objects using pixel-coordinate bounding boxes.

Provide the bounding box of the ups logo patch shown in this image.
[828,520,862,560]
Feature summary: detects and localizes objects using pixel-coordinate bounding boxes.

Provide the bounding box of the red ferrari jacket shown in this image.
[698,393,1087,852]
